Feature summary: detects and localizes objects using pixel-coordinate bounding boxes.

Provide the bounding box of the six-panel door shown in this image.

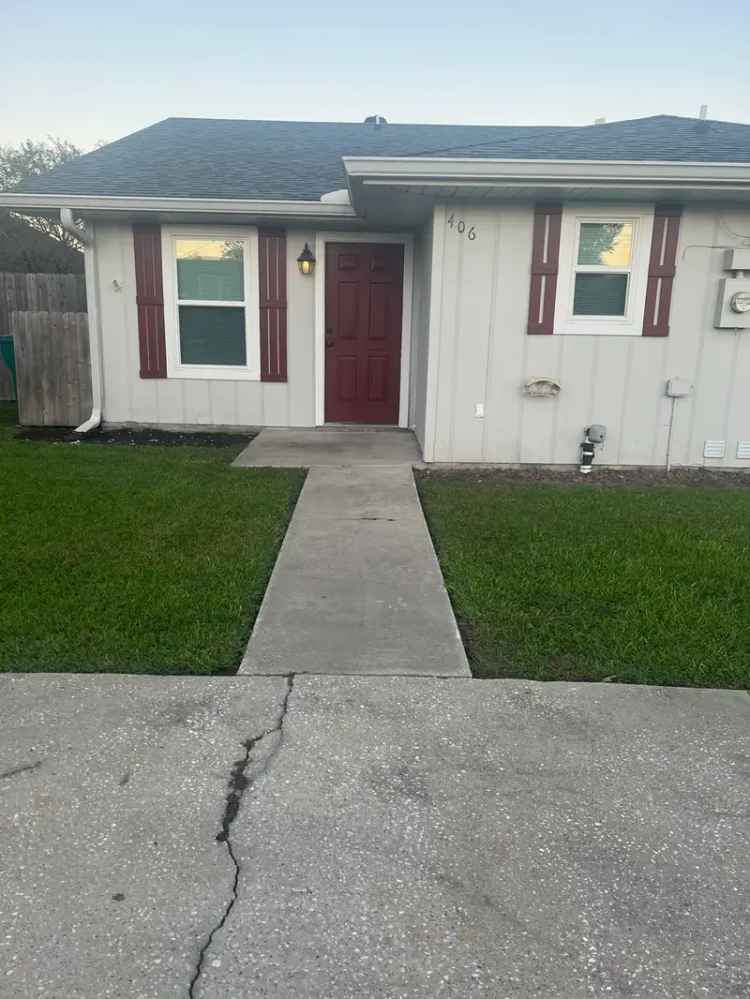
[324,243,404,424]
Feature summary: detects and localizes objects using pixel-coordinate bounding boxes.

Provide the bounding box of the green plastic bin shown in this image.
[0,336,16,401]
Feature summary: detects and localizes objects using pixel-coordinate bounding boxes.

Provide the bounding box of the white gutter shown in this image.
[0,193,357,218]
[343,156,750,187]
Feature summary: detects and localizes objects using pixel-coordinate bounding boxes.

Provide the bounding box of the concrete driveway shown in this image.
[1,674,748,999]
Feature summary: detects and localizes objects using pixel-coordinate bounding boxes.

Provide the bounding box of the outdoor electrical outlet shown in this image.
[475,403,485,418]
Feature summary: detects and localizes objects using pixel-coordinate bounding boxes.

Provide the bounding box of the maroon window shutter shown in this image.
[643,206,681,337]
[527,205,562,335]
[258,230,287,381]
[133,225,167,377]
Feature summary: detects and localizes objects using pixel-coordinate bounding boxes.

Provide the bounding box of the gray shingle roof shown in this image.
[15,114,750,202]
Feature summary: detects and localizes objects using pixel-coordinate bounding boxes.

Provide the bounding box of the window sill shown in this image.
[166,365,261,381]
[552,326,643,337]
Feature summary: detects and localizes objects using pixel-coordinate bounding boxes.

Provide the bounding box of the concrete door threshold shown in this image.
[233,428,423,468]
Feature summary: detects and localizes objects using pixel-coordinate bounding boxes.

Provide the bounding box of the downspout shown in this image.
[664,396,677,474]
[61,209,103,433]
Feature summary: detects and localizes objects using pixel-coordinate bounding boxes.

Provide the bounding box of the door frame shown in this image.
[314,231,414,428]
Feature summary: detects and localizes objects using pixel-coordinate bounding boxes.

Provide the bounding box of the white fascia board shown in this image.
[343,156,750,188]
[0,193,357,218]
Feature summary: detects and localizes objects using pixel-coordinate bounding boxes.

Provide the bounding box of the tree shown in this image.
[0,213,84,273]
[578,222,631,266]
[0,137,81,191]
[0,137,85,259]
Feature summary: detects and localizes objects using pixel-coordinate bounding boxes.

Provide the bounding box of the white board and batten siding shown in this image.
[97,222,427,432]
[95,210,750,467]
[421,203,750,468]
[95,223,317,429]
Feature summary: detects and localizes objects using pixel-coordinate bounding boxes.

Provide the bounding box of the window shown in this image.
[553,207,654,336]
[573,222,632,316]
[161,227,260,379]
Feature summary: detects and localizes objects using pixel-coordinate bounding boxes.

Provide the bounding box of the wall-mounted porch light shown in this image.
[297,243,316,276]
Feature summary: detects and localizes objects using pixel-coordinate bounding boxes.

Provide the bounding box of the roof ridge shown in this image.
[158,112,750,130]
[160,115,558,130]
[403,114,750,158]
[586,113,750,128]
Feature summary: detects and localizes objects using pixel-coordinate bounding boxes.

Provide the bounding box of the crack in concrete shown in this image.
[350,516,396,522]
[188,673,295,999]
[0,760,41,780]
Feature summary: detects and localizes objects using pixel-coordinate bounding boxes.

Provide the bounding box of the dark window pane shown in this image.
[179,306,246,365]
[573,273,628,316]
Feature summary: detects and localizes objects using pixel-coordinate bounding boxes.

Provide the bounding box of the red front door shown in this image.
[324,243,404,424]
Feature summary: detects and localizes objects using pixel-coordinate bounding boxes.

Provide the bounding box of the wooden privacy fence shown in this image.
[0,273,86,401]
[0,273,86,329]
[0,353,12,400]
[12,311,92,427]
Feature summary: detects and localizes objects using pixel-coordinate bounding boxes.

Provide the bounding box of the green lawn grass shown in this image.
[417,473,750,688]
[0,404,304,673]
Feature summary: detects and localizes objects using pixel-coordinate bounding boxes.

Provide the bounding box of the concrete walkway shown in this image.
[2,674,748,999]
[236,429,469,676]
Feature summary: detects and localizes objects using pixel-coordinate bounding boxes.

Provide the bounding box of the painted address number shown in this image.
[447,214,476,240]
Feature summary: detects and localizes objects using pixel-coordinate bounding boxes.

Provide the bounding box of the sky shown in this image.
[2,0,748,151]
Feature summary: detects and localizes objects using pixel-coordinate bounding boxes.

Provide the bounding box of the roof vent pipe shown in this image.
[364,115,387,127]
[699,104,708,120]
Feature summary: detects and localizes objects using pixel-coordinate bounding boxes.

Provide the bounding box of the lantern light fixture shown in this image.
[297,243,316,275]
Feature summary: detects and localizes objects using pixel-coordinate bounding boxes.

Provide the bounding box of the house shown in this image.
[3,113,750,466]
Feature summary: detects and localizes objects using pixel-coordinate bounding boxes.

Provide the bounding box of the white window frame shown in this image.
[553,205,654,336]
[161,225,261,380]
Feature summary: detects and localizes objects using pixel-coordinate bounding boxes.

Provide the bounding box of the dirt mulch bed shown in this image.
[416,465,750,489]
[17,427,256,448]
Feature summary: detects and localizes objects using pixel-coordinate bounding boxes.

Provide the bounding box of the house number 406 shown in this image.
[447,215,476,240]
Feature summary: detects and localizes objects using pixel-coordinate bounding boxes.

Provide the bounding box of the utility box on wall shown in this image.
[666,377,692,397]
[715,248,750,329]
[725,248,750,271]
[715,278,750,328]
